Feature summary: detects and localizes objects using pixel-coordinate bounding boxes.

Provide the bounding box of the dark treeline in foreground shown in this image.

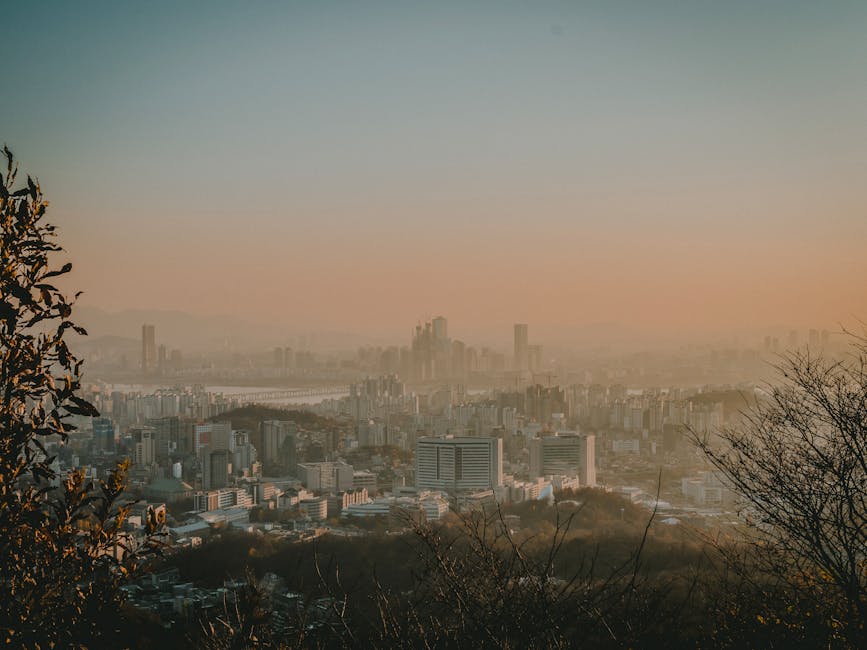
[127,486,862,649]
[2,150,866,648]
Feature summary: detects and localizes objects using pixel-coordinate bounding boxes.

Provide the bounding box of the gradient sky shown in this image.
[2,1,866,343]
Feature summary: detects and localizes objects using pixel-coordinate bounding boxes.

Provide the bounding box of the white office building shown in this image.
[416,436,503,492]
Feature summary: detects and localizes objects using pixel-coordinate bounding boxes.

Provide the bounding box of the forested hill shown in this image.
[208,405,337,431]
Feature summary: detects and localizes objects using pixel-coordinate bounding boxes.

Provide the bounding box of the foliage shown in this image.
[147,491,866,648]
[0,147,161,647]
[692,337,867,647]
[168,499,704,649]
[195,569,276,650]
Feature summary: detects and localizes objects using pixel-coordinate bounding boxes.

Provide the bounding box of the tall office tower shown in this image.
[92,417,115,452]
[528,344,543,372]
[432,316,452,378]
[141,324,156,373]
[157,344,167,375]
[202,448,231,490]
[262,420,296,471]
[416,436,503,492]
[432,316,448,342]
[273,347,284,368]
[209,421,233,451]
[411,322,432,381]
[528,433,596,487]
[514,323,529,372]
[147,416,182,459]
[134,429,156,468]
[451,340,467,380]
[232,430,257,476]
[110,391,126,420]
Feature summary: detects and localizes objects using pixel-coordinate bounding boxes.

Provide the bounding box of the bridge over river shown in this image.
[220,385,348,403]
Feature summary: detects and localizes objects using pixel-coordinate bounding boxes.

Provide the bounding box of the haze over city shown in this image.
[5,1,867,648]
[3,0,865,349]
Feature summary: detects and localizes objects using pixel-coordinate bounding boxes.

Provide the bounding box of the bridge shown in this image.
[220,386,349,403]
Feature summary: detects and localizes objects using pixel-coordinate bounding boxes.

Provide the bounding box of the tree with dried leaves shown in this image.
[0,147,161,648]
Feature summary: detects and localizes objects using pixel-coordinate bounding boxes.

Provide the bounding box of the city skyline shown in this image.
[4,3,867,645]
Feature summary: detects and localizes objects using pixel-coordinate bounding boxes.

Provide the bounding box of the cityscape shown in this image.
[46,314,846,631]
[2,1,867,648]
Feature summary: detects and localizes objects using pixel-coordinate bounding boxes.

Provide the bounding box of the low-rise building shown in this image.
[299,497,328,521]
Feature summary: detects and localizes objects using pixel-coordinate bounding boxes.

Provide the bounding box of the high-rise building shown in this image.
[528,433,596,487]
[193,421,233,457]
[525,384,567,425]
[157,344,167,375]
[412,321,434,381]
[514,324,529,372]
[141,324,156,373]
[134,429,156,468]
[528,344,543,372]
[262,420,296,471]
[147,416,181,459]
[232,430,258,476]
[411,317,455,381]
[92,417,115,452]
[202,448,232,490]
[451,340,467,380]
[416,436,503,492]
[432,316,448,342]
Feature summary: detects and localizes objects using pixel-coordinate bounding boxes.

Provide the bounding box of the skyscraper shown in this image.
[514,323,528,372]
[147,416,181,459]
[141,324,156,374]
[92,417,115,452]
[202,448,231,490]
[412,321,434,381]
[262,420,296,471]
[157,344,167,375]
[432,316,448,342]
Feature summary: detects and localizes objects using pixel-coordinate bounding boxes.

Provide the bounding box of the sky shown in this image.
[2,1,866,345]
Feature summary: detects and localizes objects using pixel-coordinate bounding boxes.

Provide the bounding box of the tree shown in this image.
[369,500,690,649]
[0,146,160,647]
[692,337,867,647]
